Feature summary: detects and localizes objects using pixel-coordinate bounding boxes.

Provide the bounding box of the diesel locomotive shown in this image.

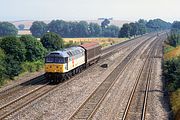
[45,43,101,83]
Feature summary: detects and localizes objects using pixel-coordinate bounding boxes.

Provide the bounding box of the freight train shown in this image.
[45,43,101,83]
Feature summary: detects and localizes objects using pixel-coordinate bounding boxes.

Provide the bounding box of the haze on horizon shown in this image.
[1,0,179,22]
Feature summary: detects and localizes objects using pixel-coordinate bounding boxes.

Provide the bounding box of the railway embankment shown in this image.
[163,43,180,120]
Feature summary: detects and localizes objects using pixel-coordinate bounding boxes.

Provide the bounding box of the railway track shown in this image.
[0,34,149,99]
[0,34,157,119]
[121,36,164,120]
[68,35,157,120]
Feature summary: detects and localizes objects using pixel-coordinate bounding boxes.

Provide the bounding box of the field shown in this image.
[63,38,128,48]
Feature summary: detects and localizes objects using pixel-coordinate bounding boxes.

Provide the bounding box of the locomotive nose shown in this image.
[45,64,64,73]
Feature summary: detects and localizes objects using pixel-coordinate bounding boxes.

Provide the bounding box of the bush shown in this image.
[21,60,44,73]
[164,57,180,91]
[5,55,22,79]
[0,49,6,85]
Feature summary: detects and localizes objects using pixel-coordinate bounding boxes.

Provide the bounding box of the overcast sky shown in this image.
[1,0,179,22]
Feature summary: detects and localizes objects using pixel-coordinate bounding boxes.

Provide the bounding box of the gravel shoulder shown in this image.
[0,70,44,93]
[146,58,171,120]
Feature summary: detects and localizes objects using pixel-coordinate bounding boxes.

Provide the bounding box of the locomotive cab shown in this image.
[45,47,86,82]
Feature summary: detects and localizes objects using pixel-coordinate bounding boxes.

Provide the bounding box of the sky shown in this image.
[0,0,179,22]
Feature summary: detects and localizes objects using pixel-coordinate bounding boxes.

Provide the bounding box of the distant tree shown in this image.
[136,22,147,35]
[30,21,48,38]
[101,19,110,29]
[40,32,64,51]
[146,19,171,32]
[129,22,138,36]
[48,20,69,37]
[102,25,119,37]
[118,23,131,38]
[68,22,79,37]
[138,19,147,25]
[20,35,46,61]
[18,24,25,30]
[89,23,102,37]
[76,21,89,37]
[171,21,180,33]
[0,22,18,37]
[0,36,26,62]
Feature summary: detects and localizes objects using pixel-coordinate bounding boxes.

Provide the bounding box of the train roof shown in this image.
[80,42,100,50]
[46,46,85,57]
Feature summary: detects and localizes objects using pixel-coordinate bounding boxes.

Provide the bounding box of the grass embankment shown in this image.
[164,44,180,119]
[63,38,128,48]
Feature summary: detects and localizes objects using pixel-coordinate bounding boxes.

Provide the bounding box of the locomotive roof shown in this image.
[47,46,85,57]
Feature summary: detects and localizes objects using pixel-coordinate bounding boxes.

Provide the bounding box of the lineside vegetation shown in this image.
[164,21,180,119]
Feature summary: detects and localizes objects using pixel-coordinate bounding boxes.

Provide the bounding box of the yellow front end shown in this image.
[45,64,64,73]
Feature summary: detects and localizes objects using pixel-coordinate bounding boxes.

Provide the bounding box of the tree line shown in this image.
[30,19,120,38]
[0,18,171,38]
[0,32,64,85]
[118,19,171,38]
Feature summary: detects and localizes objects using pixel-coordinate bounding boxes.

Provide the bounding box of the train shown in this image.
[45,43,101,83]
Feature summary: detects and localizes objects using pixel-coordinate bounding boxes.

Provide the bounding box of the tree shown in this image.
[41,32,64,51]
[0,36,26,62]
[89,23,102,37]
[5,55,22,79]
[48,20,69,37]
[68,22,79,37]
[0,22,18,37]
[18,24,25,30]
[0,36,26,79]
[76,21,89,37]
[20,35,47,61]
[102,25,119,37]
[30,21,47,38]
[146,19,171,32]
[171,21,180,33]
[0,49,6,84]
[118,23,131,38]
[129,22,138,36]
[101,19,110,29]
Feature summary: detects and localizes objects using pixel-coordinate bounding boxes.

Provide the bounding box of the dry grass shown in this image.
[164,46,180,60]
[63,38,128,47]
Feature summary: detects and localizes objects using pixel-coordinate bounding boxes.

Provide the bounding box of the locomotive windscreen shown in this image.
[45,57,65,63]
